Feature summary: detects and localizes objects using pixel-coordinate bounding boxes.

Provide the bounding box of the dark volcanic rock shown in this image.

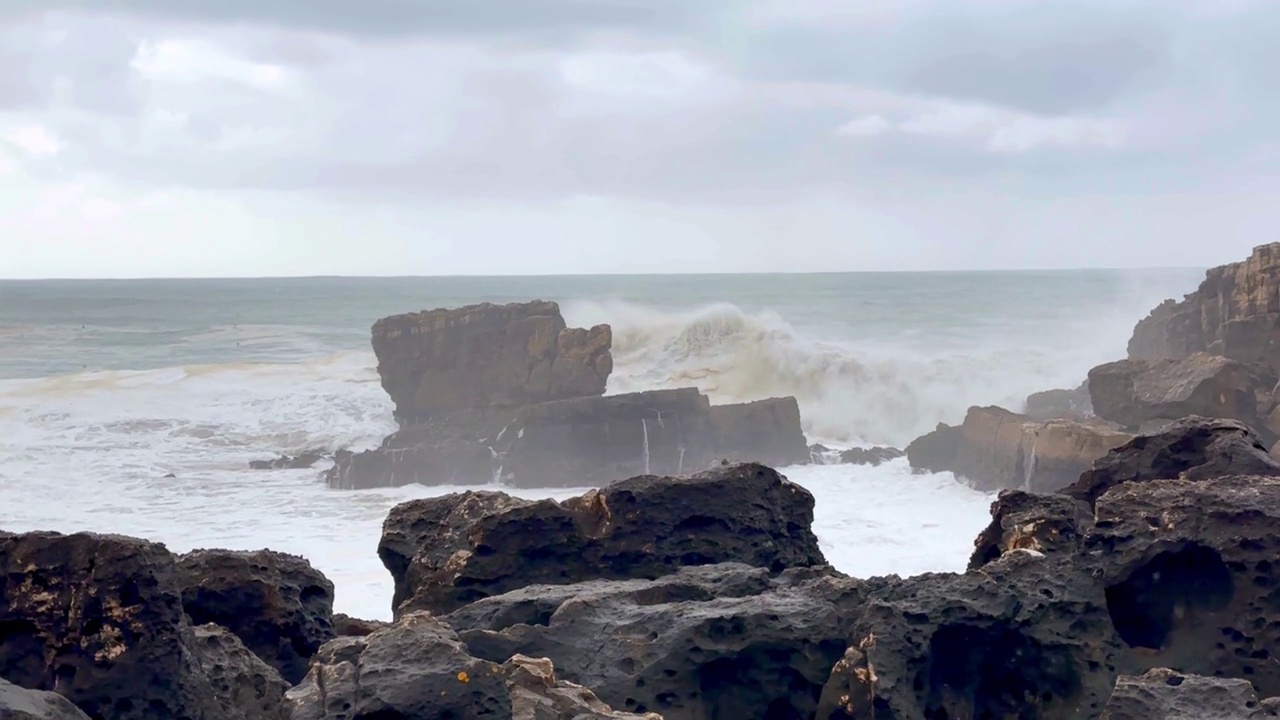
[1025,381,1094,422]
[453,565,866,720]
[1088,353,1272,436]
[284,612,656,720]
[190,624,289,720]
[0,677,91,720]
[176,549,336,684]
[1129,242,1280,372]
[838,446,905,466]
[1087,475,1280,697]
[332,613,388,637]
[818,552,1122,720]
[378,462,826,616]
[1101,668,1278,720]
[968,489,1093,570]
[372,300,612,424]
[906,405,1131,492]
[0,531,223,720]
[1064,416,1280,509]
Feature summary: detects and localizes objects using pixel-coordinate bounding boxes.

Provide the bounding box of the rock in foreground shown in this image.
[284,612,658,720]
[176,549,336,685]
[1101,668,1279,720]
[0,677,91,720]
[906,405,1132,492]
[378,462,825,616]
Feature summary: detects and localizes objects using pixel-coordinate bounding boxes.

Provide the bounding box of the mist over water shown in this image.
[0,269,1205,618]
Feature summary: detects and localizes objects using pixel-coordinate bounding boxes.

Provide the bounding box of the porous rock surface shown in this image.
[377,462,825,616]
[0,677,91,720]
[1100,668,1279,720]
[189,624,289,720]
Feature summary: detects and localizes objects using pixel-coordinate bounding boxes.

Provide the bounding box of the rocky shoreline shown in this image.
[8,243,1280,718]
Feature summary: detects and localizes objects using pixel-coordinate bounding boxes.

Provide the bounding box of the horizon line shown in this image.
[0,265,1207,282]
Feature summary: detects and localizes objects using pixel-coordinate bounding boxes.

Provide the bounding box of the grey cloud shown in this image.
[0,0,724,39]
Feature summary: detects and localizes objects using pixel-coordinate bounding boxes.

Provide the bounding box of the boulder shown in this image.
[1088,353,1272,436]
[968,489,1093,570]
[176,549,336,684]
[371,300,612,424]
[817,551,1122,719]
[1101,668,1278,720]
[325,390,811,490]
[906,406,1132,492]
[452,565,865,720]
[377,462,826,616]
[0,531,223,720]
[1064,416,1280,509]
[1085,475,1280,696]
[0,677,91,720]
[837,446,905,466]
[189,624,289,720]
[1024,380,1094,422]
[283,612,657,720]
[1129,242,1280,372]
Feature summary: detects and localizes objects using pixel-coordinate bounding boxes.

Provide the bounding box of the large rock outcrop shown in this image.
[377,462,825,616]
[326,300,812,489]
[1065,416,1280,508]
[327,390,811,490]
[189,625,289,720]
[175,549,336,684]
[1129,242,1280,372]
[906,405,1132,492]
[0,531,276,720]
[1088,353,1272,436]
[373,300,613,424]
[0,678,91,720]
[452,565,864,720]
[1024,380,1094,422]
[283,612,658,720]
[1101,668,1280,720]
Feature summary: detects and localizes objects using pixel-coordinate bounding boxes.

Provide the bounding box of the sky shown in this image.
[0,1,1277,278]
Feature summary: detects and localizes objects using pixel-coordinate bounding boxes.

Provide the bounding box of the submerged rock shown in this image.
[0,677,91,720]
[838,446,905,466]
[1101,668,1279,720]
[1088,353,1272,437]
[284,612,657,720]
[378,462,825,616]
[1064,416,1280,508]
[176,549,336,684]
[906,405,1132,492]
[248,451,326,470]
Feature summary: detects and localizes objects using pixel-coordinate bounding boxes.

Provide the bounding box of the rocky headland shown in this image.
[9,243,1280,718]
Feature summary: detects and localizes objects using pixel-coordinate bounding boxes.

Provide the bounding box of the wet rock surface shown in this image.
[189,624,289,720]
[1101,668,1279,720]
[906,405,1132,492]
[0,677,91,720]
[284,612,657,720]
[378,462,825,616]
[1065,416,1280,508]
[176,549,336,684]
[968,489,1093,570]
[453,564,865,720]
[837,446,905,466]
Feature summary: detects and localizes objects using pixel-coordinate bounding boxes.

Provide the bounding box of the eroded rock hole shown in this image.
[1105,544,1234,650]
[920,624,1081,720]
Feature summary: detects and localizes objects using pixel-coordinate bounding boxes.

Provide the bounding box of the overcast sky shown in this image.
[1,1,1277,278]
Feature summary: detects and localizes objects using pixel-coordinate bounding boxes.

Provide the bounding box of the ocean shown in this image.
[0,269,1205,619]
